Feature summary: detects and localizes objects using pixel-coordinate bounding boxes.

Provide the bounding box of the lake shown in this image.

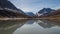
[0,19,60,34]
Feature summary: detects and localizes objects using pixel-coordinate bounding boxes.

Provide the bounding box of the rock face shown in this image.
[0,0,30,18]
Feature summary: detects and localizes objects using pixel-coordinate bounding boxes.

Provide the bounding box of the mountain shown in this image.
[0,0,25,14]
[39,9,60,19]
[0,8,30,18]
[0,0,30,18]
[25,12,35,17]
[45,9,60,17]
[38,8,55,16]
[0,0,17,10]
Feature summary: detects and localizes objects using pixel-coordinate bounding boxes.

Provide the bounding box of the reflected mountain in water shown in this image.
[40,20,60,27]
[25,20,36,24]
[37,20,60,28]
[0,20,28,34]
[37,20,55,28]
[0,20,60,34]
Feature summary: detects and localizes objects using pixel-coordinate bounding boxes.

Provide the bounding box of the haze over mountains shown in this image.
[0,0,60,18]
[25,12,36,17]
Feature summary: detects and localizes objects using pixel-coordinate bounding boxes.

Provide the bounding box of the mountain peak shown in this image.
[43,8,51,9]
[37,8,55,16]
[38,8,55,14]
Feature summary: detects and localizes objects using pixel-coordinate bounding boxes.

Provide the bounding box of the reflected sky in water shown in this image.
[0,20,60,34]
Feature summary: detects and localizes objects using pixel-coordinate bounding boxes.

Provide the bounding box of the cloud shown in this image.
[9,0,60,13]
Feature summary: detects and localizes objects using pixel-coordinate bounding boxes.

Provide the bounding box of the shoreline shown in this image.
[0,18,60,20]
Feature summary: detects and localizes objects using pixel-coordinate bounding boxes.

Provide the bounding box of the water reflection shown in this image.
[0,20,28,34]
[37,20,55,28]
[39,20,60,28]
[0,19,60,34]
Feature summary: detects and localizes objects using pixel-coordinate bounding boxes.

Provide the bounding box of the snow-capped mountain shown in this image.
[38,8,55,16]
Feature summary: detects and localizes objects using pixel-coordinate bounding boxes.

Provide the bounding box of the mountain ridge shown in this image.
[0,0,31,18]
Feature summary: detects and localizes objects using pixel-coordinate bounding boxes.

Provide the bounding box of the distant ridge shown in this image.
[25,12,35,17]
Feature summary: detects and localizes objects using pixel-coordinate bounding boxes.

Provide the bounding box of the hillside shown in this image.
[0,0,31,18]
[0,7,30,18]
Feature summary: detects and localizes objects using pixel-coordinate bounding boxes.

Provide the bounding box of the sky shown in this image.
[9,0,60,14]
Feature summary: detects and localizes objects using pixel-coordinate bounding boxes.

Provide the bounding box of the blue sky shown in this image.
[9,0,60,13]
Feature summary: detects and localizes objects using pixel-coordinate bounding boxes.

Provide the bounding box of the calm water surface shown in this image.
[0,19,60,34]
